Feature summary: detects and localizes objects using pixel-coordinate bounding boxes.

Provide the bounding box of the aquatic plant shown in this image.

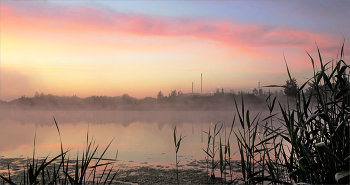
[173,126,185,185]
[0,118,119,184]
[202,122,224,182]
[277,43,350,184]
[234,42,350,184]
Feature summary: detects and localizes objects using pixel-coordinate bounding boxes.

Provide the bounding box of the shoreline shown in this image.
[0,157,243,184]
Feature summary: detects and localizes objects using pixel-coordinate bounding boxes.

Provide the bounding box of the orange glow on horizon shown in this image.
[1,1,347,101]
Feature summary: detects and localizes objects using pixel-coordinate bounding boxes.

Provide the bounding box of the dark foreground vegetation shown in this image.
[226,43,349,184]
[225,43,348,184]
[1,44,349,184]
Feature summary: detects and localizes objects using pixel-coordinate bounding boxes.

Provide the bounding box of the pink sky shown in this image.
[1,1,349,101]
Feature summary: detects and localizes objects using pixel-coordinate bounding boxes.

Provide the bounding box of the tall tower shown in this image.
[201,73,202,95]
[192,82,193,94]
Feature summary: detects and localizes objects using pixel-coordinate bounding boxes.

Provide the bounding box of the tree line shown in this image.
[1,91,267,111]
[0,78,307,110]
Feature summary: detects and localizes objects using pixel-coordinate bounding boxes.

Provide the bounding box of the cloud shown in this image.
[1,1,344,57]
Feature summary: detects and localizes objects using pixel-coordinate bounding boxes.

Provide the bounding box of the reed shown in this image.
[0,118,119,184]
[277,43,350,184]
[202,122,223,182]
[173,126,185,185]
[233,42,349,184]
[201,117,239,184]
[225,115,238,183]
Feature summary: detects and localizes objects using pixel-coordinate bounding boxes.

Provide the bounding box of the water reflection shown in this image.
[0,110,268,166]
[0,110,238,126]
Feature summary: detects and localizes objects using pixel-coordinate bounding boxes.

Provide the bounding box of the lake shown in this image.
[0,110,270,168]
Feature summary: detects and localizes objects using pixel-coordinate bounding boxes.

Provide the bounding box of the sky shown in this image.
[1,0,349,101]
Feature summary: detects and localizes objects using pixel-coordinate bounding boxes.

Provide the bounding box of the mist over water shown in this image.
[1,110,240,126]
[0,109,274,166]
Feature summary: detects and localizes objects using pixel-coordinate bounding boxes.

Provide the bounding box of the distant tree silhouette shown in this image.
[284,78,298,97]
[122,94,134,104]
[215,88,220,95]
[157,91,164,99]
[34,92,40,98]
[169,90,177,98]
[4,88,271,110]
[122,94,130,99]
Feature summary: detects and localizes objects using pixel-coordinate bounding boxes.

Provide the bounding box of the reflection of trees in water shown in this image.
[0,111,251,129]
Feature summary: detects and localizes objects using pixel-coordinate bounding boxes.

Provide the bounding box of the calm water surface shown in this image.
[0,110,269,167]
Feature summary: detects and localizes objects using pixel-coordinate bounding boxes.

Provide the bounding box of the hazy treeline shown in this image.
[1,90,288,111]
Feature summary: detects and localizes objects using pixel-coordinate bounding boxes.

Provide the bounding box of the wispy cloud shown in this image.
[2,1,342,56]
[1,1,347,99]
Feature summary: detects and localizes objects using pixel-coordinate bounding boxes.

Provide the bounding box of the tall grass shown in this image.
[202,122,223,181]
[199,42,349,184]
[279,43,350,184]
[234,42,349,184]
[202,119,239,184]
[173,126,185,184]
[0,118,119,184]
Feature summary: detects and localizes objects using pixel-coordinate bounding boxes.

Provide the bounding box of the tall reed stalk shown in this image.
[173,126,185,185]
[0,118,119,184]
[233,42,349,184]
[202,122,223,182]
